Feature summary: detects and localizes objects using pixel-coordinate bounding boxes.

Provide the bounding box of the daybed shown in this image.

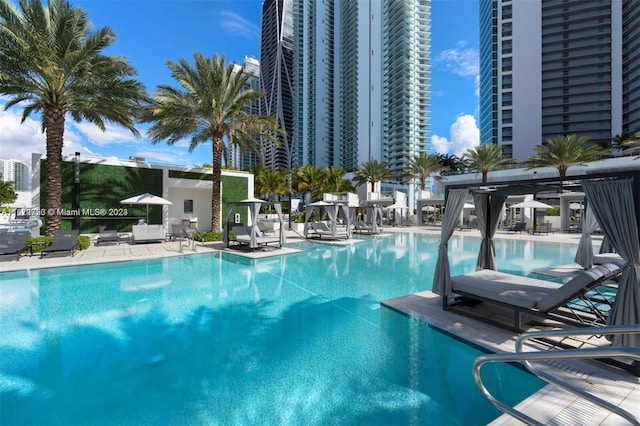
[309,222,349,239]
[132,225,166,244]
[353,219,376,234]
[231,225,281,249]
[446,262,623,331]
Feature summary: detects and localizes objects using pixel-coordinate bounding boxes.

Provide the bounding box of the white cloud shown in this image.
[0,107,45,165]
[73,121,140,146]
[218,11,259,40]
[436,44,479,78]
[431,114,480,157]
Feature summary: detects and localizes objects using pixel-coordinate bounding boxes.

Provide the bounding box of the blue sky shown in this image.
[0,0,480,168]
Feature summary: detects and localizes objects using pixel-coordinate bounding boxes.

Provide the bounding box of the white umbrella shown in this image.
[386,203,408,210]
[509,200,553,209]
[569,202,584,210]
[121,193,172,224]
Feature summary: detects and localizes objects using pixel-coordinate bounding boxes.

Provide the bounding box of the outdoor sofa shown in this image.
[132,225,166,244]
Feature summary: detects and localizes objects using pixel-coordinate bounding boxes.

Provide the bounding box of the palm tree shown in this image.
[294,164,325,202]
[524,134,605,178]
[352,160,392,192]
[0,0,147,236]
[402,153,448,191]
[141,53,281,232]
[257,168,288,202]
[322,167,354,193]
[464,144,516,183]
[437,153,466,173]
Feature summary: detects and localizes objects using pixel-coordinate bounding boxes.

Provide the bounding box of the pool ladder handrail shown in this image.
[473,325,640,426]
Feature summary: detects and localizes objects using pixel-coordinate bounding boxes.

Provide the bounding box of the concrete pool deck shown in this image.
[1,226,637,424]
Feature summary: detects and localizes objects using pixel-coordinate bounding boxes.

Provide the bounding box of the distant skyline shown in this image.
[0,0,480,168]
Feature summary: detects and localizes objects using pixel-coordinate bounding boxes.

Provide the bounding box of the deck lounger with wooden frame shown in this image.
[445,262,623,332]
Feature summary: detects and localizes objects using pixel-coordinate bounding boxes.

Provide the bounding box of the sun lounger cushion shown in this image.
[452,270,560,309]
[594,252,625,266]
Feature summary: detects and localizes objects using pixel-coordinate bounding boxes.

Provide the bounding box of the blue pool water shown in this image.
[0,233,579,425]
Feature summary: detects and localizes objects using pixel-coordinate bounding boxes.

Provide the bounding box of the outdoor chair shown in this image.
[353,219,374,234]
[171,224,190,241]
[0,232,29,260]
[309,222,349,240]
[506,222,527,234]
[41,230,80,257]
[445,262,624,332]
[532,222,554,235]
[96,225,120,245]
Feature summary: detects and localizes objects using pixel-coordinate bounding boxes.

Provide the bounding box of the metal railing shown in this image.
[473,325,640,426]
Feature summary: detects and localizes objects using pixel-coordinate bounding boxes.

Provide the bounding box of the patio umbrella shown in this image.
[509,200,553,209]
[120,193,172,224]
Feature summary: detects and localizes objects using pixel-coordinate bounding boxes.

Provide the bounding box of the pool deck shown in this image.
[1,226,638,424]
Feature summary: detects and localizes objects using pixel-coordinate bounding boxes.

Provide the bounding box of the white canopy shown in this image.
[120,193,172,224]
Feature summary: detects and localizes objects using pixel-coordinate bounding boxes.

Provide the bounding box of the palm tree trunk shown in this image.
[211,135,224,233]
[44,104,66,236]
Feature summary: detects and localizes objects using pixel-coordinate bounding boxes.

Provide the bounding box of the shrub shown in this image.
[545,207,560,216]
[193,231,223,242]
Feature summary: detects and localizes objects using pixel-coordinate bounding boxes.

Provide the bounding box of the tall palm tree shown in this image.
[322,166,354,193]
[464,144,516,183]
[294,164,325,202]
[141,53,281,232]
[437,153,466,173]
[524,134,605,178]
[0,0,147,236]
[352,160,392,192]
[402,153,448,191]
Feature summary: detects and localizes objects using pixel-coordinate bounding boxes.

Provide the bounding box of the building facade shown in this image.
[290,0,430,192]
[0,159,29,191]
[479,0,640,161]
[260,0,295,171]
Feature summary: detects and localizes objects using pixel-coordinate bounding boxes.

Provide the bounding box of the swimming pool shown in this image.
[0,233,578,424]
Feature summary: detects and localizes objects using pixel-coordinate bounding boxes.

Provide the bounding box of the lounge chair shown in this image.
[170,223,190,241]
[41,230,80,257]
[594,252,625,266]
[96,225,120,245]
[506,222,527,234]
[353,219,375,234]
[0,232,29,260]
[231,225,281,249]
[532,222,554,235]
[445,262,623,331]
[256,221,275,235]
[309,222,349,239]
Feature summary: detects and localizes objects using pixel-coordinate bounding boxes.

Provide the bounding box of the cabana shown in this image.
[350,205,384,234]
[432,170,640,361]
[223,198,286,250]
[304,201,352,240]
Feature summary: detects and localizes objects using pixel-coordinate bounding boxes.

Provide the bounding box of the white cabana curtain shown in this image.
[474,193,508,270]
[432,188,469,296]
[583,179,640,348]
[574,205,598,269]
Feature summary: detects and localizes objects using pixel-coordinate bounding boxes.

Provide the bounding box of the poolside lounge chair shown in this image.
[0,232,29,260]
[170,223,190,241]
[445,262,623,331]
[353,219,375,234]
[506,222,527,234]
[309,222,349,239]
[532,222,554,235]
[41,230,80,257]
[96,225,120,245]
[231,225,281,249]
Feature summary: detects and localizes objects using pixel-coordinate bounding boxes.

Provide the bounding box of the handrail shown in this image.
[474,325,640,426]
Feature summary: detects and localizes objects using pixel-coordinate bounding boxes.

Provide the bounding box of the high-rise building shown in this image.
[291,0,431,181]
[0,159,29,191]
[479,0,640,161]
[260,0,295,171]
[229,56,263,171]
